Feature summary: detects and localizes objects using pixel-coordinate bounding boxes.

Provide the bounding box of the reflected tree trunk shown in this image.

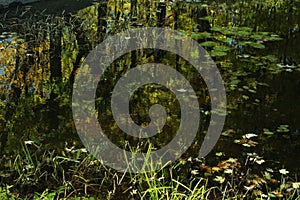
[155,2,166,65]
[156,2,166,27]
[174,2,180,72]
[98,0,107,41]
[194,5,210,32]
[174,1,179,30]
[131,0,137,17]
[48,18,62,130]
[0,80,21,155]
[145,0,150,24]
[50,22,62,81]
[0,47,23,154]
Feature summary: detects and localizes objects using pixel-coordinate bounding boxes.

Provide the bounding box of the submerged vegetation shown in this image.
[0,0,300,199]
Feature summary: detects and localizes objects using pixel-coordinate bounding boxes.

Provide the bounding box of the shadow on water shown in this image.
[0,0,95,14]
[1,0,300,179]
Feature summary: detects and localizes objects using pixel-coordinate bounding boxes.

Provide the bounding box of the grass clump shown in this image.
[1,141,300,199]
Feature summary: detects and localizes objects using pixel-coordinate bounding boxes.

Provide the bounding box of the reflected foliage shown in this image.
[0,0,300,198]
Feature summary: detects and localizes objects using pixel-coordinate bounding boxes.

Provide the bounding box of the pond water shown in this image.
[1,0,300,176]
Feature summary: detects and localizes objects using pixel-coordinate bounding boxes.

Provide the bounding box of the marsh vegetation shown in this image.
[0,0,300,199]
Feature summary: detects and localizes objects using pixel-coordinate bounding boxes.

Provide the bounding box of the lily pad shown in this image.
[214,46,231,52]
[211,27,225,32]
[276,124,289,133]
[250,34,264,40]
[222,29,235,35]
[239,41,254,46]
[259,31,270,35]
[250,42,265,49]
[210,50,227,57]
[237,31,251,36]
[263,128,274,135]
[264,36,283,41]
[200,41,218,47]
[191,32,212,40]
[238,27,253,32]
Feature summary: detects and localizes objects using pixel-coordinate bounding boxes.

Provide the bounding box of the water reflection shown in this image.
[0,0,300,172]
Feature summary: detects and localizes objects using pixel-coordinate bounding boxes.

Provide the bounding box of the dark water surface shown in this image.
[1,0,300,174]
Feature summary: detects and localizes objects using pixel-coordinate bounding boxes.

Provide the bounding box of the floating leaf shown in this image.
[248,89,256,93]
[24,140,35,145]
[244,185,255,191]
[210,50,227,57]
[224,169,233,174]
[191,170,199,175]
[263,128,274,135]
[237,54,251,58]
[259,31,270,35]
[234,139,241,144]
[239,41,253,46]
[266,168,274,173]
[216,152,223,156]
[237,31,251,36]
[292,182,300,189]
[235,138,258,147]
[242,95,249,100]
[222,29,235,35]
[263,55,278,62]
[214,46,231,52]
[276,125,289,133]
[245,133,258,139]
[200,41,218,47]
[230,79,240,85]
[279,169,289,175]
[264,172,272,180]
[255,159,265,165]
[191,32,212,40]
[247,140,258,147]
[250,42,265,49]
[264,36,283,41]
[242,143,251,147]
[250,34,264,40]
[215,36,234,44]
[238,27,253,32]
[214,176,225,183]
[268,193,277,198]
[221,129,235,137]
[211,27,225,32]
[211,167,221,172]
